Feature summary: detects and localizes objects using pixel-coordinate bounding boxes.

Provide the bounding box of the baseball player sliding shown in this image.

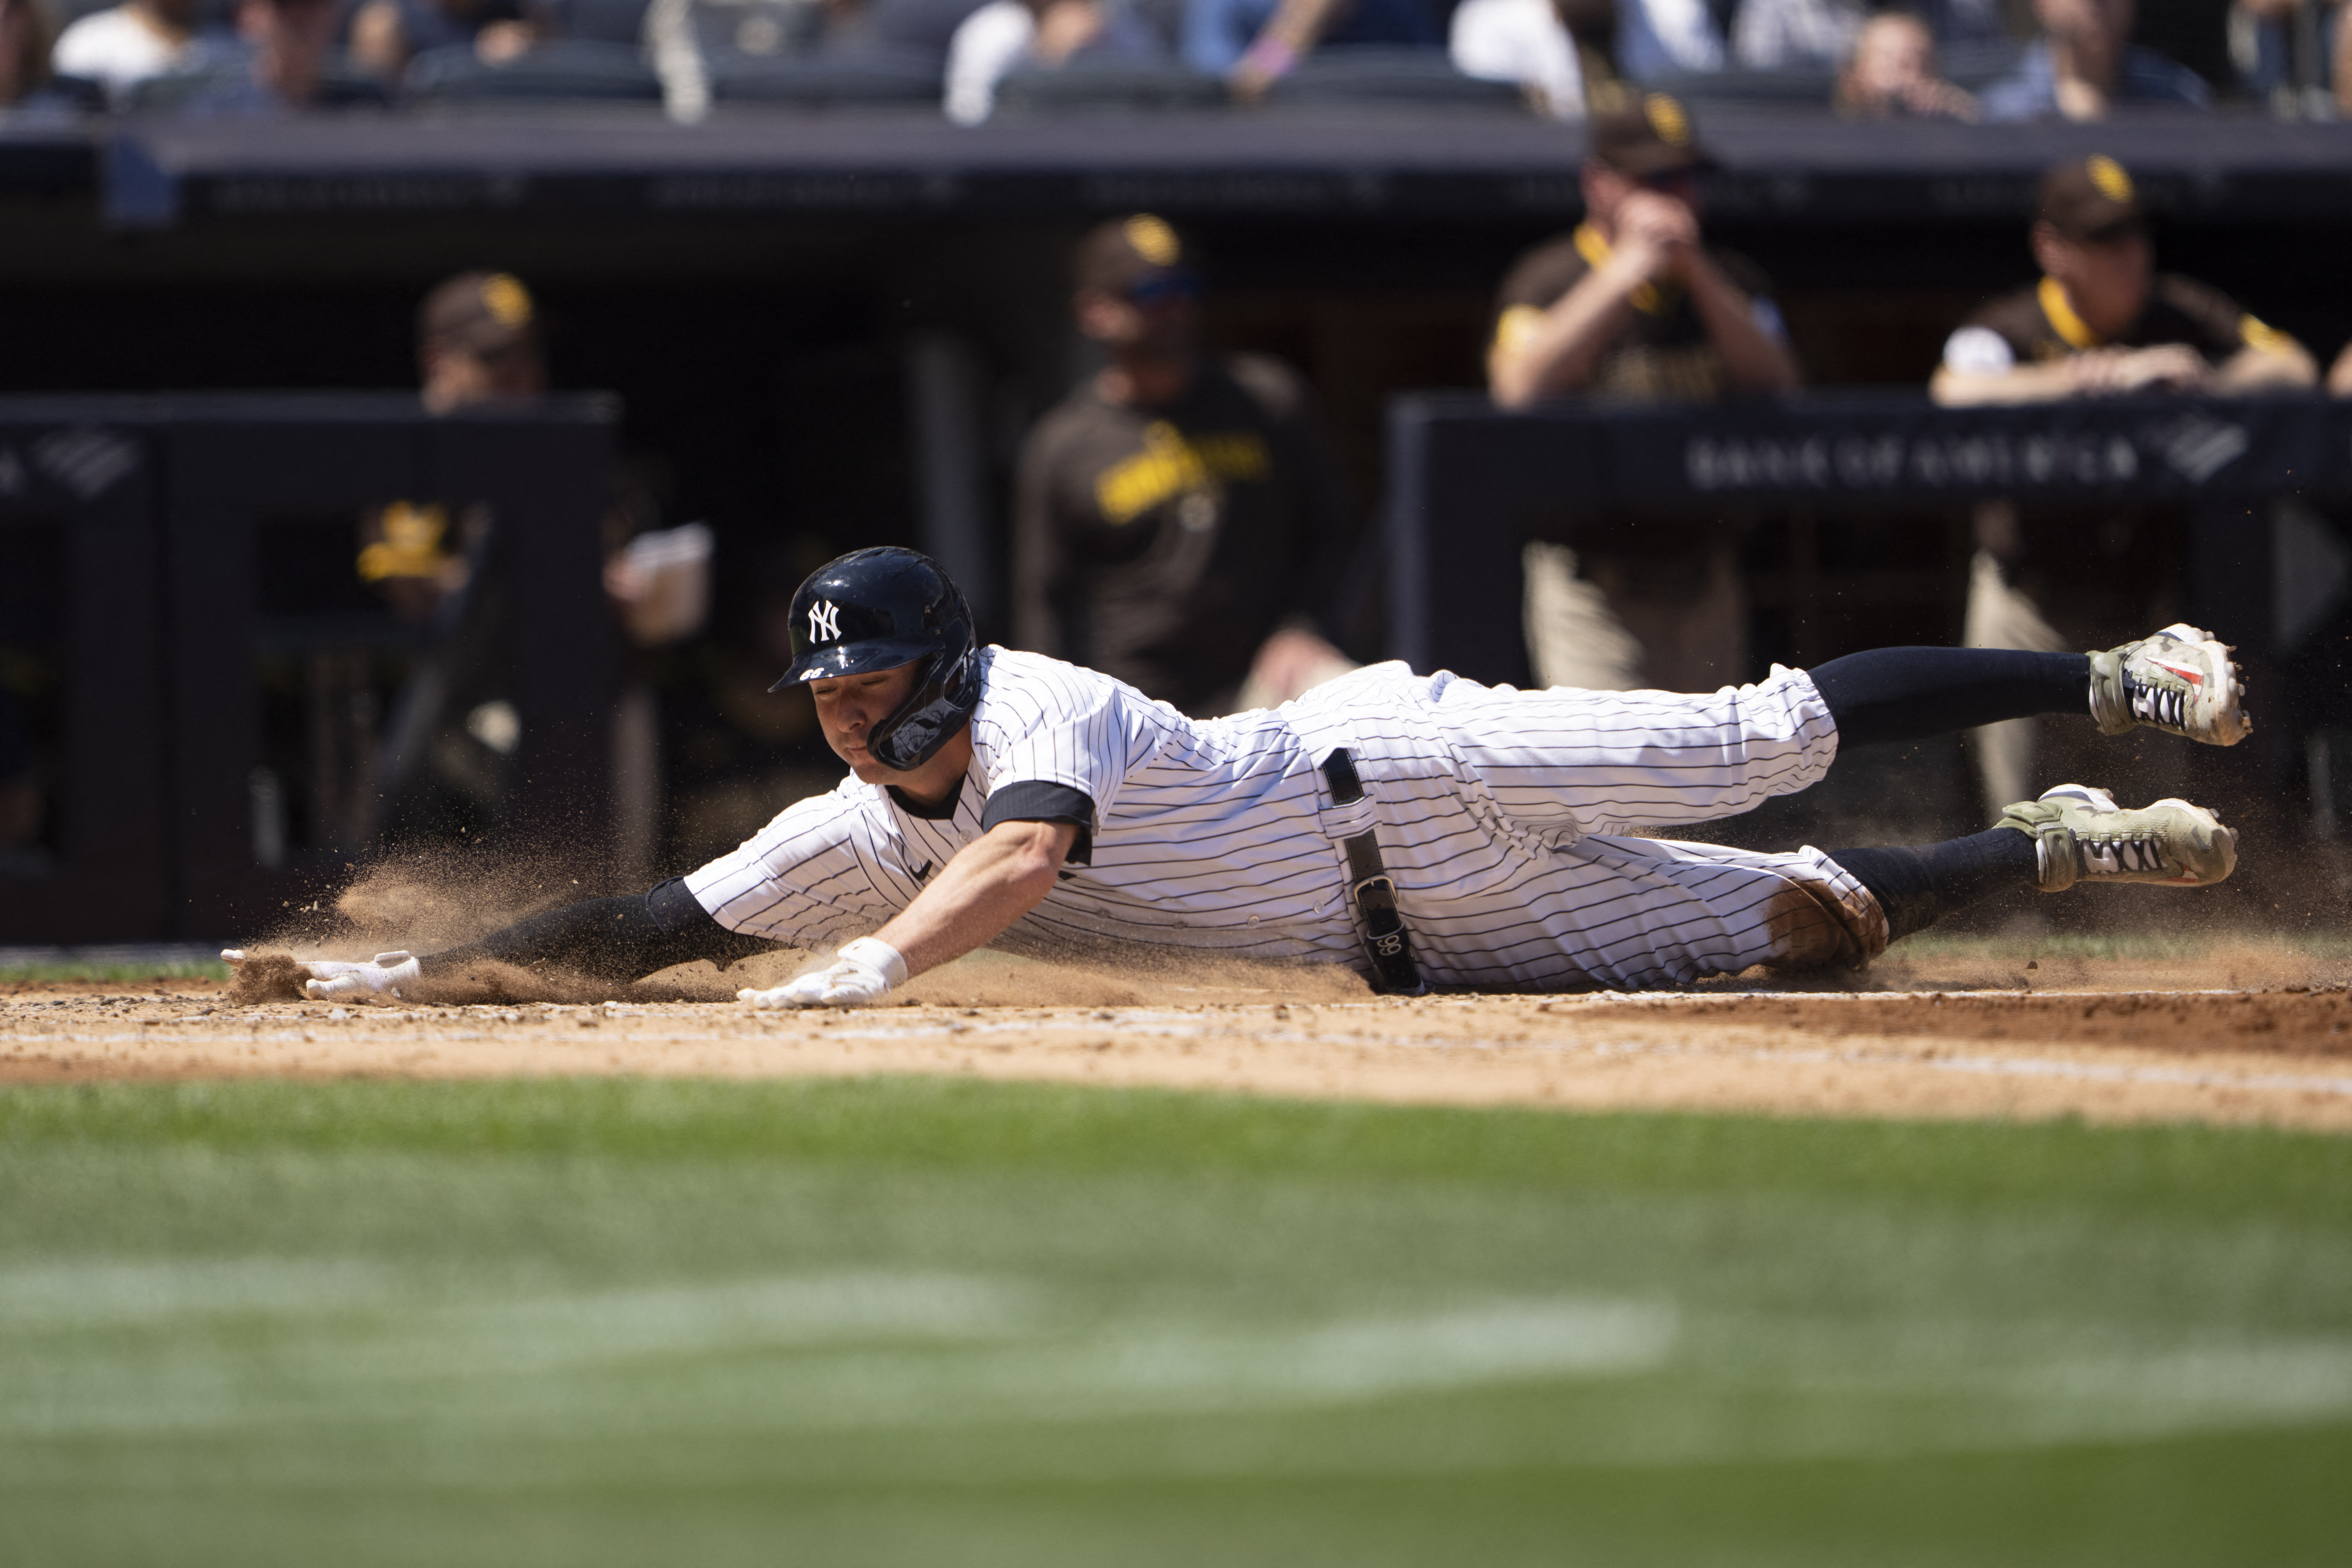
[231,547,2248,1006]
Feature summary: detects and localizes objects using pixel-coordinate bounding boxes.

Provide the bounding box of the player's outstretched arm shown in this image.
[738,819,1079,1010]
[225,878,781,1001]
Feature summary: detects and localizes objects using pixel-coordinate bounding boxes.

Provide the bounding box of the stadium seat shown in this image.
[706,45,943,104]
[549,0,658,46]
[403,39,665,104]
[662,0,829,60]
[32,74,110,113]
[837,0,990,60]
[1264,46,1526,108]
[992,62,1225,113]
[120,65,392,113]
[1644,67,1838,106]
[1939,38,2028,91]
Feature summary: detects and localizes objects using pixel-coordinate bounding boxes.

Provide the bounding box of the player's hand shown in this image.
[737,938,907,1011]
[2111,344,2211,394]
[222,948,421,1000]
[1908,79,1981,121]
[1613,192,1699,281]
[2077,344,2207,396]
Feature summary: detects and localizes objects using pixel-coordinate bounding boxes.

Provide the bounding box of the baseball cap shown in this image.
[1589,92,1715,179]
[2037,155,2145,242]
[419,270,539,357]
[1074,214,1199,298]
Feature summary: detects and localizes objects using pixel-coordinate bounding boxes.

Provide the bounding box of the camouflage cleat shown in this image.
[1996,784,2238,893]
[2087,623,2250,745]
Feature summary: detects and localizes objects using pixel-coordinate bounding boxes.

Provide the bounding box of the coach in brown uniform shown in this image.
[1012,215,1360,718]
[1931,155,2315,814]
[1932,157,2312,408]
[1487,93,1799,695]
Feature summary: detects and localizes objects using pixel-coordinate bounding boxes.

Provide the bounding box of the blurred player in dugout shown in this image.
[1932,155,2316,815]
[352,270,710,876]
[1012,214,1364,718]
[1486,92,1800,696]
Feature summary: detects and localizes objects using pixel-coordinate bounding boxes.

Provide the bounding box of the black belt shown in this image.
[1321,748,1427,996]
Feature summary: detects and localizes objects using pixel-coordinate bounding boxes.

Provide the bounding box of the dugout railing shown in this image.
[1385,391,2352,821]
[0,395,615,943]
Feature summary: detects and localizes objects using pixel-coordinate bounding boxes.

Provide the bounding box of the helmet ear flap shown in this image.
[866,636,981,772]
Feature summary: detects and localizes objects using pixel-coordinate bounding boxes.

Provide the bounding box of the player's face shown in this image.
[808,661,921,780]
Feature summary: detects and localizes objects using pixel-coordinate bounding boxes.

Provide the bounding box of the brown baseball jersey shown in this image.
[1491,224,1785,404]
[1944,274,2295,372]
[1012,353,1357,716]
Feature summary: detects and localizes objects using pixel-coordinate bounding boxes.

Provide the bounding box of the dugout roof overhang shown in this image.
[4,106,2352,232]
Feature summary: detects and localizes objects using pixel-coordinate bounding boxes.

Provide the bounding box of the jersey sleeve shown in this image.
[969,657,1147,828]
[2153,275,2278,362]
[683,786,918,945]
[1941,324,2017,375]
[1491,234,1589,349]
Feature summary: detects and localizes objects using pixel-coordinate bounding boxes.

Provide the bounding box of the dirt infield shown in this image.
[6,940,2352,1131]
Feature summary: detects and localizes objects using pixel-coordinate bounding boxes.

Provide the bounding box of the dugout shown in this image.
[1387,391,2352,858]
[0,396,615,942]
[0,410,166,943]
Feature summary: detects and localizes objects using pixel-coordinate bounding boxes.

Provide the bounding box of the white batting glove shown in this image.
[222,948,421,1000]
[738,937,907,1011]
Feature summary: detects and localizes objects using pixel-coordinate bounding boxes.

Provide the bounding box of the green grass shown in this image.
[3,1077,2349,1566]
[0,960,230,983]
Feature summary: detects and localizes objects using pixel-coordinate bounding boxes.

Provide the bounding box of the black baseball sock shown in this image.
[1810,648,2090,747]
[1828,827,2040,942]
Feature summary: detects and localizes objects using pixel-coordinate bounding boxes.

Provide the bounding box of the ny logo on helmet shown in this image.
[808,600,841,642]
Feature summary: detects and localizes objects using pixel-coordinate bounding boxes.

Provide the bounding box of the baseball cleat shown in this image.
[2087,624,2249,745]
[1995,784,2237,893]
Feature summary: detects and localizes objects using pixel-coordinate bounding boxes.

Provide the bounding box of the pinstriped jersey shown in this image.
[684,647,1876,990]
[686,647,1360,966]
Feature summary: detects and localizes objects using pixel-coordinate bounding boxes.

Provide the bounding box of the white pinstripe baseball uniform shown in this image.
[687,647,1886,990]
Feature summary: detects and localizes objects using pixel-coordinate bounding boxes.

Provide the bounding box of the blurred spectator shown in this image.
[1450,0,1631,117]
[1737,0,2006,71]
[52,0,220,100]
[2,0,55,105]
[1184,0,1439,102]
[1836,9,1977,117]
[944,0,1165,123]
[1733,0,1863,70]
[1931,156,2314,813]
[1979,0,2206,120]
[240,0,339,101]
[2333,338,2352,397]
[1012,214,1361,717]
[2231,0,2349,115]
[1931,156,2313,406]
[348,0,539,82]
[161,0,387,110]
[1488,94,1794,694]
[1613,0,1719,77]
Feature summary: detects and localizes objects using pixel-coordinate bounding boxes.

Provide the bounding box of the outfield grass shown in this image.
[2,1077,2348,1566]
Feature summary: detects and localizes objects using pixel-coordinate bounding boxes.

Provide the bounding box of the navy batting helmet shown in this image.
[774,547,981,771]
